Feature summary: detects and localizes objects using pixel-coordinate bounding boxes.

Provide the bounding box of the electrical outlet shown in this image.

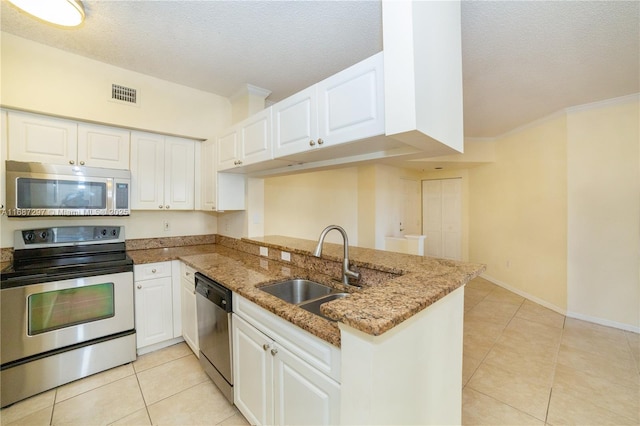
[163,221,170,232]
[281,251,291,262]
[259,247,268,257]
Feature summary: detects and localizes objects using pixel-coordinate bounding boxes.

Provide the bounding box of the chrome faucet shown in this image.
[313,225,361,286]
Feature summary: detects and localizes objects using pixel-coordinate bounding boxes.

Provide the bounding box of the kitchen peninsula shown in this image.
[127,234,484,424]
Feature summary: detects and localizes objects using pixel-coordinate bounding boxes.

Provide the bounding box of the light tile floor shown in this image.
[463,277,640,425]
[0,343,249,426]
[2,276,639,425]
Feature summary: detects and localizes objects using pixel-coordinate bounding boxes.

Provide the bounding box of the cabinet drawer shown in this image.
[134,261,172,281]
[234,294,341,382]
[181,263,196,284]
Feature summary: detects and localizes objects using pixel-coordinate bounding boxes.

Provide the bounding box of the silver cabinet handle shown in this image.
[263,343,270,351]
[69,160,75,165]
[317,138,324,145]
[309,140,316,146]
[137,285,142,289]
[79,160,85,165]
[151,269,157,273]
[270,348,278,356]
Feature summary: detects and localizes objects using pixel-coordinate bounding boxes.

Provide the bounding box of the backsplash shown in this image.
[125,234,216,251]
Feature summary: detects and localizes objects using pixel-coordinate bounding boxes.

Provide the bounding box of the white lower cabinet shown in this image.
[180,263,199,355]
[233,295,340,426]
[134,261,182,352]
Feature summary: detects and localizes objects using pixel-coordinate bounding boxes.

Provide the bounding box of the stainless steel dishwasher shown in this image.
[195,272,233,403]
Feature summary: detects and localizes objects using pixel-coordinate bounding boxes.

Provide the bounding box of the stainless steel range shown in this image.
[0,225,136,407]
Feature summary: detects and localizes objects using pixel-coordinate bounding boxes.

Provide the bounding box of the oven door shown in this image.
[1,271,134,365]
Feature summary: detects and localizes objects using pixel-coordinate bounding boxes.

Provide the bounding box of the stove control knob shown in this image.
[101,229,108,236]
[111,229,117,236]
[25,232,35,242]
[39,231,48,240]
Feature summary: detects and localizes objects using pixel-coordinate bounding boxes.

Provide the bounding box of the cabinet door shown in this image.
[164,137,195,210]
[131,132,165,210]
[217,127,240,171]
[240,107,272,166]
[181,278,199,355]
[8,111,78,165]
[77,123,130,169]
[233,314,274,426]
[135,276,174,349]
[272,85,318,158]
[317,52,385,147]
[200,139,217,211]
[273,344,341,426]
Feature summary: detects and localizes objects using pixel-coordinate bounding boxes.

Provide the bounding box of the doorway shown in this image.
[422,178,462,261]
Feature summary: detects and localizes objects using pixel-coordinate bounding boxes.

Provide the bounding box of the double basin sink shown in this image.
[259,279,348,321]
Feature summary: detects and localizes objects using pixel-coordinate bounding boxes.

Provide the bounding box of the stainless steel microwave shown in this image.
[5,161,131,217]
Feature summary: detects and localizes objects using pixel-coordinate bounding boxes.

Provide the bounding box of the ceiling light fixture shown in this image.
[7,0,85,27]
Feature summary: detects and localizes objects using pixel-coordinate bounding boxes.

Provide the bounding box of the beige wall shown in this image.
[0,33,230,246]
[468,114,569,311]
[467,96,639,330]
[263,164,421,248]
[264,168,360,245]
[1,33,230,140]
[566,97,639,329]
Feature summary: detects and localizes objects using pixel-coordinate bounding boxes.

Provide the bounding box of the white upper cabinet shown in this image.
[218,108,272,171]
[8,111,78,165]
[382,1,463,155]
[272,85,317,158]
[200,139,218,211]
[273,52,384,160]
[200,139,246,211]
[8,110,130,169]
[317,51,385,147]
[131,131,195,210]
[77,123,130,169]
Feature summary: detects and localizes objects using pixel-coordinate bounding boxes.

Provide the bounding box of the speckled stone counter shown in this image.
[126,235,485,348]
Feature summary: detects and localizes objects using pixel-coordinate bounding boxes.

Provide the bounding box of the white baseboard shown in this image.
[480,273,566,315]
[480,273,640,334]
[565,310,640,334]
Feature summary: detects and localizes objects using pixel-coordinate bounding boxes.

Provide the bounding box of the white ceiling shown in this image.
[1,0,638,139]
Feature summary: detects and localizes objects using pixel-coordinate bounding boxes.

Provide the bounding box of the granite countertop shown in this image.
[127,236,485,347]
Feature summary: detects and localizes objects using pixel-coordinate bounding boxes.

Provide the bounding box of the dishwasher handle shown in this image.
[195,273,232,313]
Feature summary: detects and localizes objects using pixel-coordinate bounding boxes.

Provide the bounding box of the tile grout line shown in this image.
[132,364,153,425]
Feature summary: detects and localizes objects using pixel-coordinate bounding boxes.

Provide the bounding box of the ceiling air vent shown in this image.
[111,84,137,104]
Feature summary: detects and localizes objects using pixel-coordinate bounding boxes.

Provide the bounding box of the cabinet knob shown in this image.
[186,272,191,276]
[165,205,170,209]
[151,269,157,273]
[159,205,164,209]
[262,343,270,351]
[69,160,75,165]
[79,160,85,165]
[270,348,278,356]
[137,285,142,289]
[317,138,324,145]
[309,140,316,146]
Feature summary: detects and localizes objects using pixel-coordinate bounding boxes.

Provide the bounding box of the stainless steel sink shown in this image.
[298,293,349,320]
[260,279,334,304]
